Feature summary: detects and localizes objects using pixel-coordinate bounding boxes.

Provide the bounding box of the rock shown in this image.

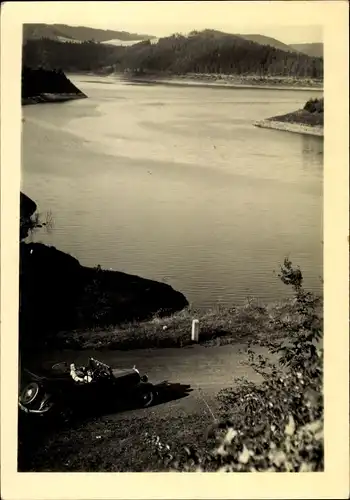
[20,192,37,219]
[20,192,38,240]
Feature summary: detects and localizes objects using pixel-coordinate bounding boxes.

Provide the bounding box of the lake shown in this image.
[21,75,323,308]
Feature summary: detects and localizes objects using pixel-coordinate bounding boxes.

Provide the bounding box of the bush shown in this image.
[20,210,53,241]
[304,97,324,114]
[149,258,323,471]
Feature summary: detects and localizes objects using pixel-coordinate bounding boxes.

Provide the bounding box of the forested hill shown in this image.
[23,23,155,43]
[23,30,323,78]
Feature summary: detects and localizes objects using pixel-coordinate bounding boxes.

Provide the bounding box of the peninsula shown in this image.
[254,97,324,137]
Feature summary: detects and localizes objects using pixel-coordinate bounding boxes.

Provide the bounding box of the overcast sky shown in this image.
[32,2,323,44]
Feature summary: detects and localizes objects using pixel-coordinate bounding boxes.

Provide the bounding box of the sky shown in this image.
[19,1,324,44]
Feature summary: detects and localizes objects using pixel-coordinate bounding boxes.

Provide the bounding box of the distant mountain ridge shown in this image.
[237,34,295,53]
[237,35,323,59]
[23,24,323,58]
[23,23,156,43]
[186,30,297,54]
[22,27,323,80]
[289,43,323,58]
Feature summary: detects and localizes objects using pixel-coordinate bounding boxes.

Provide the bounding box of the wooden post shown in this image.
[191,319,199,342]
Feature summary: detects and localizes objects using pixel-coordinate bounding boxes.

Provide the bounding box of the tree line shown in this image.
[22,30,323,78]
[23,38,123,73]
[304,97,324,113]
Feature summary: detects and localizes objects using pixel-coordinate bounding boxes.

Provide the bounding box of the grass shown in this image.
[269,109,324,127]
[50,295,322,351]
[18,408,216,472]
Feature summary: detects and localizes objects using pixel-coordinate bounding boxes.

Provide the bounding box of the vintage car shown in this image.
[18,357,157,417]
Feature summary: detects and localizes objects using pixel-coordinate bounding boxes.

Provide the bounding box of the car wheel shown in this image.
[20,382,41,408]
[139,386,155,408]
[140,391,154,408]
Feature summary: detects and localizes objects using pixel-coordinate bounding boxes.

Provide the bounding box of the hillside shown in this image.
[237,34,296,53]
[23,30,323,79]
[101,39,144,47]
[289,43,323,58]
[23,24,75,42]
[23,38,124,72]
[104,30,323,78]
[23,23,155,43]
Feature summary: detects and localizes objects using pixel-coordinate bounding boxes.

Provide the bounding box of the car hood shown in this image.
[111,368,140,380]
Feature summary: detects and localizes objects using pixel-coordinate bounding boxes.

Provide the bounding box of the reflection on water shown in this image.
[22,76,323,307]
[300,135,324,172]
[302,134,324,156]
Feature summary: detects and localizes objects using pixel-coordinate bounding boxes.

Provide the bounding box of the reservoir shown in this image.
[22,75,323,308]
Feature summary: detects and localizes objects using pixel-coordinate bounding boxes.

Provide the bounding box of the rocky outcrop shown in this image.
[20,192,37,218]
[22,66,87,105]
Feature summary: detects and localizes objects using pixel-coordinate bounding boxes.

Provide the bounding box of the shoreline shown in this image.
[254,119,324,137]
[45,293,323,353]
[22,93,87,106]
[121,73,324,92]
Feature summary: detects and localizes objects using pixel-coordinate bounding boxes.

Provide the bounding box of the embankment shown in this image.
[22,66,87,105]
[47,295,322,352]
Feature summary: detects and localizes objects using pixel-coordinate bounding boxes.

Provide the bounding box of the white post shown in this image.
[191,319,199,342]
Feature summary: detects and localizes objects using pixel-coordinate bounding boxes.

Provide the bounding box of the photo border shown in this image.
[1,2,349,499]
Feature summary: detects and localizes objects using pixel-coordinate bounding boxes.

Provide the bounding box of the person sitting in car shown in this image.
[70,363,93,383]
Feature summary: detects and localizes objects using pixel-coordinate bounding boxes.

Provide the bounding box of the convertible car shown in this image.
[19,357,157,417]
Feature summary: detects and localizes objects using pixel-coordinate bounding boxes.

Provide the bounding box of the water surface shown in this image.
[22,75,323,307]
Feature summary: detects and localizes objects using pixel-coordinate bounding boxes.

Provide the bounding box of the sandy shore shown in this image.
[22,93,86,106]
[254,119,323,137]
